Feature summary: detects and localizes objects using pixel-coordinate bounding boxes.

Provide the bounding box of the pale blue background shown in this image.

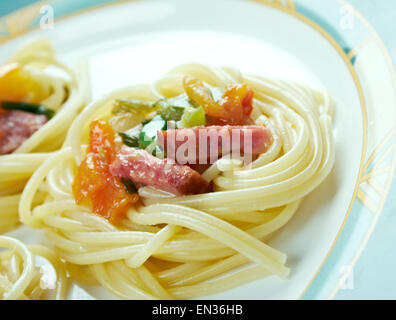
[0,0,395,299]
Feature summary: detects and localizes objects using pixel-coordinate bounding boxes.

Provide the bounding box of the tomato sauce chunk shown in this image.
[183,76,254,126]
[72,120,139,224]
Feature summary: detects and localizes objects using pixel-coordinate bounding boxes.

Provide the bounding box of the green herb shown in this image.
[119,132,140,148]
[121,178,138,194]
[112,99,154,114]
[1,101,55,119]
[154,94,196,121]
[139,115,167,148]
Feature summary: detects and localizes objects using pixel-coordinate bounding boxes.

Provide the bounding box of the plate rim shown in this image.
[326,0,396,299]
[1,0,387,300]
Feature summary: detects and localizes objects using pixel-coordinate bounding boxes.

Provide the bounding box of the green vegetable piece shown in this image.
[119,132,140,148]
[145,141,165,158]
[157,105,185,121]
[1,101,55,119]
[121,178,138,194]
[154,94,195,121]
[112,99,154,114]
[139,115,167,148]
[165,94,196,109]
[152,145,165,158]
[179,106,206,128]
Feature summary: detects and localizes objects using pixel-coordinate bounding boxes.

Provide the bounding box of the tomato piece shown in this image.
[91,176,139,223]
[0,63,46,107]
[88,119,117,163]
[241,86,254,117]
[183,76,228,119]
[183,76,254,126]
[216,84,254,125]
[72,120,139,224]
[72,153,108,203]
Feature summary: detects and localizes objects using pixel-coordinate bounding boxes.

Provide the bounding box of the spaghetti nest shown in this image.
[19,63,335,299]
[0,39,89,234]
[0,236,68,300]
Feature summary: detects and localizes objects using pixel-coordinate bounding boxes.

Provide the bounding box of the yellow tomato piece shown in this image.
[0,62,46,105]
[183,76,228,119]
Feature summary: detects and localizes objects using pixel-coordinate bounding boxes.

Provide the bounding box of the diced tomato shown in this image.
[90,175,137,223]
[183,76,228,119]
[242,86,254,116]
[72,153,107,204]
[217,84,253,125]
[88,119,117,163]
[72,120,139,224]
[183,76,254,126]
[0,63,46,108]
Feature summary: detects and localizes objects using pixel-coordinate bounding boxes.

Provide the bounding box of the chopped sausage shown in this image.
[110,146,209,196]
[0,110,47,155]
[158,125,273,164]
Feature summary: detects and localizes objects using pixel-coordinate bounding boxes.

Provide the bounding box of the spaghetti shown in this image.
[19,63,335,299]
[0,39,89,233]
[0,235,68,300]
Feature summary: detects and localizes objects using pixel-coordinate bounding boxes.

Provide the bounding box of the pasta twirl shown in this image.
[18,63,335,299]
[0,236,68,300]
[0,39,89,233]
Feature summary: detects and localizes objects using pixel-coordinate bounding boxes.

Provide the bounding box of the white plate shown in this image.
[1,0,366,299]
